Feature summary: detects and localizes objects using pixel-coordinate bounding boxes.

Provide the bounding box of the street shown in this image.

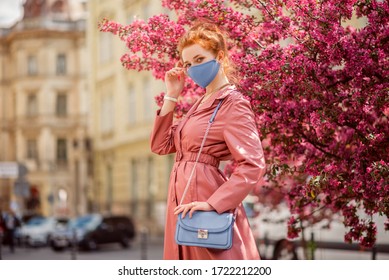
[1,236,388,260]
[0,237,164,260]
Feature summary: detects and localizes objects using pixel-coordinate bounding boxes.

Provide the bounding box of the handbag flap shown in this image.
[177,211,234,233]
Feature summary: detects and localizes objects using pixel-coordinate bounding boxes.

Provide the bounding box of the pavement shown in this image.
[0,235,164,260]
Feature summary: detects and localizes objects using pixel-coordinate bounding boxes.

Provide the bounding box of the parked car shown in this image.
[21,213,45,224]
[19,216,68,247]
[50,214,136,251]
[246,201,389,260]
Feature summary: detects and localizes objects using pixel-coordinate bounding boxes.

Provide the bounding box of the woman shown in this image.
[150,22,266,260]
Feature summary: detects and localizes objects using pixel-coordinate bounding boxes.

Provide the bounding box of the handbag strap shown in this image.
[179,99,223,206]
[178,99,239,219]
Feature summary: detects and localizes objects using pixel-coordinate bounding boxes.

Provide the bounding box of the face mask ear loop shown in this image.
[218,58,225,75]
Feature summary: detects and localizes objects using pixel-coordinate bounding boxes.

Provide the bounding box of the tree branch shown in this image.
[298,131,342,160]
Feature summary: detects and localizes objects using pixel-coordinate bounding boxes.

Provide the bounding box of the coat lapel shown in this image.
[176,98,202,142]
[176,85,235,141]
[193,85,235,113]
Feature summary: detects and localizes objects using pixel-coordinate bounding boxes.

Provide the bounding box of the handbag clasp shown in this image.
[197,229,208,239]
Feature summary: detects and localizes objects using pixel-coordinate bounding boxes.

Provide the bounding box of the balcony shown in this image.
[10,17,86,33]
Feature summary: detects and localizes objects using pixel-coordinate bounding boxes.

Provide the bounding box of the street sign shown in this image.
[0,162,28,179]
[14,179,30,197]
[0,162,18,178]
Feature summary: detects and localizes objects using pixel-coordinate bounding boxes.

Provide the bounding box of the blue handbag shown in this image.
[175,210,234,249]
[174,99,235,250]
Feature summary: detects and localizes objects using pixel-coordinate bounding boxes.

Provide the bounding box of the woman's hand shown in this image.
[174,201,215,219]
[165,63,185,97]
[160,62,185,116]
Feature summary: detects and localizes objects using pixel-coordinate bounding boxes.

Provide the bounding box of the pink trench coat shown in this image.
[150,86,266,260]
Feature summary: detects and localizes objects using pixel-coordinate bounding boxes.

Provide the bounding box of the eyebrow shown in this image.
[183,54,202,64]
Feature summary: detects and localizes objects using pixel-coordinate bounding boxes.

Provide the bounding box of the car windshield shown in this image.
[69,215,101,230]
[26,217,46,226]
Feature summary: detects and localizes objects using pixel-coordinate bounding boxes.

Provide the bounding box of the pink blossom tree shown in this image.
[100,0,389,248]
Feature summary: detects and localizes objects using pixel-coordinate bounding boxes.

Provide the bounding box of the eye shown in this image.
[183,63,191,69]
[195,57,204,63]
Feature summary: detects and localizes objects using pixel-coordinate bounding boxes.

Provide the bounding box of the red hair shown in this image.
[178,21,238,84]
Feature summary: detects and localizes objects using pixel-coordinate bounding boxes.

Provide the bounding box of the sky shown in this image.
[0,0,24,27]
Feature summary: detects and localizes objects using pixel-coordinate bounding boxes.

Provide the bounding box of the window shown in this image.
[142,2,152,20]
[56,93,67,117]
[56,138,67,164]
[56,54,67,75]
[127,10,136,23]
[26,139,38,160]
[128,85,136,125]
[143,77,154,121]
[87,157,93,177]
[106,165,113,213]
[99,32,113,64]
[27,55,37,75]
[130,159,139,216]
[100,95,114,133]
[146,157,155,219]
[26,94,38,117]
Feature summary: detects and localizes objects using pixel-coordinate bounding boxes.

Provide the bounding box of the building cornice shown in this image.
[5,29,84,43]
[0,18,85,43]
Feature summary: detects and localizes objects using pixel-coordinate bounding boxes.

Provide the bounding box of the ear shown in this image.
[217,51,225,62]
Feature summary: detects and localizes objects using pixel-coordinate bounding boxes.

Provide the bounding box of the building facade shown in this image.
[88,0,175,234]
[0,0,90,218]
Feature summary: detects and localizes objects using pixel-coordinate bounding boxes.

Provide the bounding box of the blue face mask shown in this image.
[187,59,220,88]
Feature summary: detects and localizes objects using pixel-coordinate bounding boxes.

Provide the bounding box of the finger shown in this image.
[172,67,184,73]
[166,69,182,78]
[169,67,183,72]
[174,205,184,215]
[183,204,194,219]
[189,207,197,219]
[180,209,185,219]
[188,202,198,218]
[169,70,180,79]
[176,60,183,68]
[181,206,190,219]
[166,70,176,77]
[174,204,185,210]
[166,69,176,75]
[172,69,184,77]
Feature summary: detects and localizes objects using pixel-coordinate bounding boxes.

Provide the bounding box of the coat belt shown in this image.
[175,152,219,168]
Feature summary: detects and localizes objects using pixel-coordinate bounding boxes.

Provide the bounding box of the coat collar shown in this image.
[175,85,236,143]
[195,85,236,111]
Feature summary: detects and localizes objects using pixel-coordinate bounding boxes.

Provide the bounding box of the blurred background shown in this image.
[0,0,387,260]
[0,0,168,260]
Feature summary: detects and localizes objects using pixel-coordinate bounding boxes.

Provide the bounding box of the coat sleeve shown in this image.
[150,109,179,155]
[207,95,266,213]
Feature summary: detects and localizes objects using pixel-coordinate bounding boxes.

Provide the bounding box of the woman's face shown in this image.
[181,44,217,71]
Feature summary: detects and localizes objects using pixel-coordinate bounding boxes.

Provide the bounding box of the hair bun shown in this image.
[190,19,225,35]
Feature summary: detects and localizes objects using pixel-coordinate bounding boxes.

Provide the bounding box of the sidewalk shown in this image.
[0,235,164,260]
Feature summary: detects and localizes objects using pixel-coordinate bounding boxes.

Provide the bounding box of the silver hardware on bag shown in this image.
[197,229,208,239]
